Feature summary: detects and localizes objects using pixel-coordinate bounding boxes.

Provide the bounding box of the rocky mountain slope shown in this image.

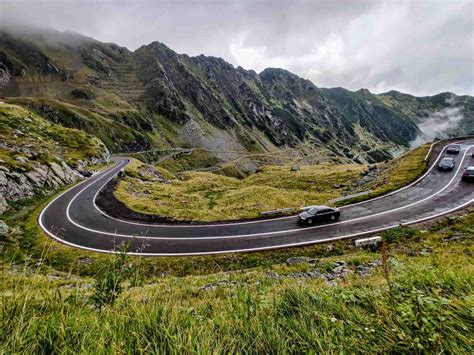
[0,25,472,168]
[0,103,109,214]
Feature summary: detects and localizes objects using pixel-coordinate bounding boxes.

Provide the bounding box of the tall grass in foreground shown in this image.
[1,253,473,354]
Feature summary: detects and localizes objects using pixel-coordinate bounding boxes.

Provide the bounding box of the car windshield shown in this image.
[307,207,322,215]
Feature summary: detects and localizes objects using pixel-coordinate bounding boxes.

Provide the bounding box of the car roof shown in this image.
[466,166,474,171]
[307,205,332,211]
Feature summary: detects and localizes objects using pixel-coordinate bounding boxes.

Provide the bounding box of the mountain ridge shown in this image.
[0,25,472,169]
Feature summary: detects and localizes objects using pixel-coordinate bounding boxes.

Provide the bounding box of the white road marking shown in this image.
[39,197,474,256]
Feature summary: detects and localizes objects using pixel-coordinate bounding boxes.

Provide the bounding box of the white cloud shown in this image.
[1,0,472,96]
[229,32,267,71]
[228,0,473,95]
[410,97,465,147]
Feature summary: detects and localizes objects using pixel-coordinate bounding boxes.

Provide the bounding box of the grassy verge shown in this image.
[337,144,430,206]
[114,144,430,222]
[114,161,365,221]
[1,210,473,353]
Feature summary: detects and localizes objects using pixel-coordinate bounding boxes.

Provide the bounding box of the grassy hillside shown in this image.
[0,103,106,169]
[1,210,472,353]
[5,97,158,152]
[337,144,430,205]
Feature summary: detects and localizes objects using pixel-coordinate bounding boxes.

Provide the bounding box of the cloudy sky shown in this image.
[1,0,473,96]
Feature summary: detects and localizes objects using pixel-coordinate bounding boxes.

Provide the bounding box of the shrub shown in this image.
[91,243,133,308]
[383,225,417,243]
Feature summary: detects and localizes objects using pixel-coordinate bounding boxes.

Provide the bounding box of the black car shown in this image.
[462,166,474,181]
[298,206,340,225]
[438,157,455,171]
[446,144,461,154]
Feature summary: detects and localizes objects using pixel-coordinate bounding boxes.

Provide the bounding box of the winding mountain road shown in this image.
[39,141,474,255]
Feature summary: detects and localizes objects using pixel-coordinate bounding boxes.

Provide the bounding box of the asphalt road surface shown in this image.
[39,141,474,255]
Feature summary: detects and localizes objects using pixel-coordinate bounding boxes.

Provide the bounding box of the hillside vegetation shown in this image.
[115,160,365,221]
[0,103,106,169]
[0,103,109,211]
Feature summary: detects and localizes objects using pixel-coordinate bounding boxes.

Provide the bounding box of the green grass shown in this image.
[1,211,473,353]
[5,97,149,151]
[157,149,221,173]
[337,144,430,206]
[368,144,430,194]
[115,162,365,221]
[0,104,105,168]
[115,144,430,222]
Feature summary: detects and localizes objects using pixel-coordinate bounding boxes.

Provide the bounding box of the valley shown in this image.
[0,22,473,354]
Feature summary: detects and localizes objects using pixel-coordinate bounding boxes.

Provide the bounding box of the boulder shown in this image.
[49,162,66,181]
[286,256,311,265]
[444,234,467,241]
[0,155,103,207]
[25,166,49,187]
[0,220,8,237]
[15,156,29,164]
[0,194,7,215]
[0,171,7,186]
[2,172,35,200]
[356,260,381,277]
[61,161,78,182]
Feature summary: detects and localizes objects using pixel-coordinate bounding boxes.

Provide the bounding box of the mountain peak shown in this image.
[259,67,297,79]
[356,88,372,95]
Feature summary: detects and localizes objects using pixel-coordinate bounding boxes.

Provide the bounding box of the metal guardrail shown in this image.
[328,190,373,204]
[424,140,440,161]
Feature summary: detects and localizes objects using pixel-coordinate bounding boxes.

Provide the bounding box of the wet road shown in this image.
[39,141,474,255]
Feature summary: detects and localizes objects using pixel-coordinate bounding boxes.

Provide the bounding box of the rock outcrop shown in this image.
[0,156,108,215]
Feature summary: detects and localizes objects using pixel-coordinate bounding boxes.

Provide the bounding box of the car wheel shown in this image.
[307,219,313,225]
[330,214,336,221]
